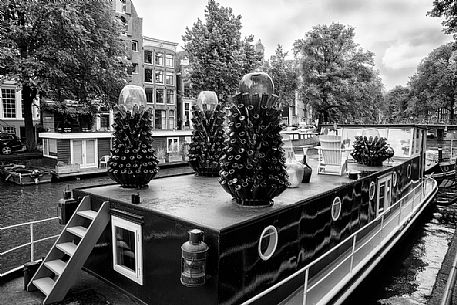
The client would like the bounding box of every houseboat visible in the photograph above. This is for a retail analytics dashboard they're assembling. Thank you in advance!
[27,124,437,305]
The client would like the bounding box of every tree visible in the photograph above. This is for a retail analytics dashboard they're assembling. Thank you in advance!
[293,23,383,124]
[0,0,127,150]
[408,43,457,123]
[428,0,457,37]
[267,45,297,107]
[182,0,263,100]
[382,86,411,123]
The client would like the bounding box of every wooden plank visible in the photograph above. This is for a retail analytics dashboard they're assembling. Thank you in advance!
[76,210,97,220]
[56,242,77,257]
[44,260,66,276]
[33,277,54,296]
[66,226,87,238]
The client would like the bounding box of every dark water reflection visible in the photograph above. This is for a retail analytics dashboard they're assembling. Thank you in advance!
[344,210,454,305]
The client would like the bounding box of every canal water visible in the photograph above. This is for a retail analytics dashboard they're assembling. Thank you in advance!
[0,139,455,303]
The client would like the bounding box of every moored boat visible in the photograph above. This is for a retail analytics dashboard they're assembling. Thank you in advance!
[25,124,437,305]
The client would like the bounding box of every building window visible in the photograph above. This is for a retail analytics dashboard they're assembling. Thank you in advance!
[166,89,174,105]
[2,88,16,118]
[167,137,179,153]
[184,83,191,98]
[165,54,174,67]
[155,89,164,104]
[111,216,143,285]
[155,110,165,129]
[165,72,173,85]
[168,110,175,129]
[144,50,152,64]
[2,126,15,134]
[144,68,152,83]
[155,71,163,84]
[184,102,190,127]
[145,88,153,104]
[155,52,163,66]
[100,114,110,130]
[132,40,138,52]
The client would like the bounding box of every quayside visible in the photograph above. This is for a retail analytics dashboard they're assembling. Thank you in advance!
[26,124,437,305]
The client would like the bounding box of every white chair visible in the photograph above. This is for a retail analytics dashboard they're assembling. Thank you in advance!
[99,155,110,168]
[317,135,348,176]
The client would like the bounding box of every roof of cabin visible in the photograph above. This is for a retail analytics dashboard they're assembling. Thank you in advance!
[78,157,409,232]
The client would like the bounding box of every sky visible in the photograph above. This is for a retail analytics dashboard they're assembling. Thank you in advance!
[132,0,453,91]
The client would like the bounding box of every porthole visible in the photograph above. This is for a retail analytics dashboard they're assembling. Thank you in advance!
[258,225,278,261]
[369,181,376,200]
[392,171,398,187]
[407,164,411,179]
[331,197,342,221]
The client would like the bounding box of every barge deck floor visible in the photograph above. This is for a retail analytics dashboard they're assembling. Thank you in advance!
[78,157,405,232]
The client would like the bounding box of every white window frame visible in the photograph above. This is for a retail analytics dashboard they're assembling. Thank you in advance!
[111,216,143,285]
[165,54,174,67]
[144,68,153,83]
[132,40,138,52]
[43,138,58,159]
[167,137,179,153]
[1,88,16,118]
[165,72,173,85]
[155,71,163,84]
[155,88,164,104]
[155,52,164,66]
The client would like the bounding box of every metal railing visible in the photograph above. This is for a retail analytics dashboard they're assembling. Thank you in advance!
[0,217,60,277]
[242,177,436,305]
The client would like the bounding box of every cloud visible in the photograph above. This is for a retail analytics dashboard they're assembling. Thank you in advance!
[383,42,426,69]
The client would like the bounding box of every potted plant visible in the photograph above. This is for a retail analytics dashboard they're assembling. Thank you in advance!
[218,72,289,207]
[351,135,394,167]
[188,91,225,176]
[107,85,159,188]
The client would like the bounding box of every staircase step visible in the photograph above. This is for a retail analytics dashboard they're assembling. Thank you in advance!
[44,259,66,276]
[33,277,54,296]
[67,226,88,238]
[56,242,77,256]
[76,210,97,220]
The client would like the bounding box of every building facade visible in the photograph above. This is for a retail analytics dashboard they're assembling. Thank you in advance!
[0,80,40,139]
[142,36,178,130]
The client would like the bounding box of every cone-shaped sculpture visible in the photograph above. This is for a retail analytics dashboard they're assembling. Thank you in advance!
[219,72,289,207]
[188,91,226,176]
[108,85,159,188]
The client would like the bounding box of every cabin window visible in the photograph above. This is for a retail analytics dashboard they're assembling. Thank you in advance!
[407,164,411,179]
[258,225,278,261]
[369,182,376,200]
[111,216,143,285]
[392,171,398,187]
[331,197,341,221]
[43,139,57,158]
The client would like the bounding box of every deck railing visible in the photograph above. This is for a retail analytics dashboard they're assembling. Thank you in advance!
[0,217,60,277]
[242,177,436,305]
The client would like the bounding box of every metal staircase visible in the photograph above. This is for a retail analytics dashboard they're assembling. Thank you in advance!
[27,196,110,304]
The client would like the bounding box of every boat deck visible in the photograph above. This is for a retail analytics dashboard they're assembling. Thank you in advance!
[77,157,406,232]
[0,270,144,305]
